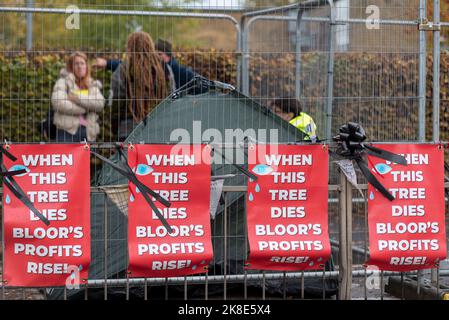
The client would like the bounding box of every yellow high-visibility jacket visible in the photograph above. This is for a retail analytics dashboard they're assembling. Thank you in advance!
[289,112,318,141]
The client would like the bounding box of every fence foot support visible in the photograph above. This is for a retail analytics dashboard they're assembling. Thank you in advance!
[385,276,448,300]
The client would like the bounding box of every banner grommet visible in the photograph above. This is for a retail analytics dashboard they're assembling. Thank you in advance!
[4,139,10,150]
[82,139,89,150]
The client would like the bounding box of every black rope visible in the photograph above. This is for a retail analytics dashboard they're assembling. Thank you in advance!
[1,146,17,161]
[332,122,407,201]
[211,147,258,182]
[1,146,50,225]
[115,147,171,207]
[0,169,26,177]
[1,164,50,226]
[363,144,407,165]
[91,149,173,233]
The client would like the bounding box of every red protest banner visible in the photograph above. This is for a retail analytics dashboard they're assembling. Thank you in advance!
[367,144,447,271]
[127,144,213,278]
[245,144,331,271]
[3,144,90,287]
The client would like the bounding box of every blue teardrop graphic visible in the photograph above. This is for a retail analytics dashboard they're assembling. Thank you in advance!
[249,178,254,183]
[374,163,392,175]
[369,191,374,201]
[252,164,274,176]
[5,194,11,204]
[9,165,30,177]
[309,261,314,267]
[255,184,261,193]
[248,192,254,202]
[192,265,197,270]
[130,194,135,202]
[134,164,154,176]
[136,187,140,194]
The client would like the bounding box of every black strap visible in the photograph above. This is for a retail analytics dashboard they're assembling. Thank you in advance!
[1,165,50,226]
[1,148,50,226]
[0,169,26,177]
[355,157,395,201]
[328,149,342,160]
[93,149,172,210]
[116,147,171,207]
[1,146,17,162]
[332,122,407,201]
[92,150,173,233]
[212,147,258,182]
[95,149,171,207]
[363,144,408,165]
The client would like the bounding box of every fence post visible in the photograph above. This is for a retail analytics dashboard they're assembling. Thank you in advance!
[241,21,250,96]
[418,0,427,142]
[432,0,440,142]
[26,0,33,52]
[325,0,336,142]
[431,0,441,287]
[338,170,353,300]
[295,10,304,100]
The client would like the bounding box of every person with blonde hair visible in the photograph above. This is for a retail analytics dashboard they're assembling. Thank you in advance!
[51,51,105,142]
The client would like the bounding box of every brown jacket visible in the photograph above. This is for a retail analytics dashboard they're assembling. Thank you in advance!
[51,69,105,142]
